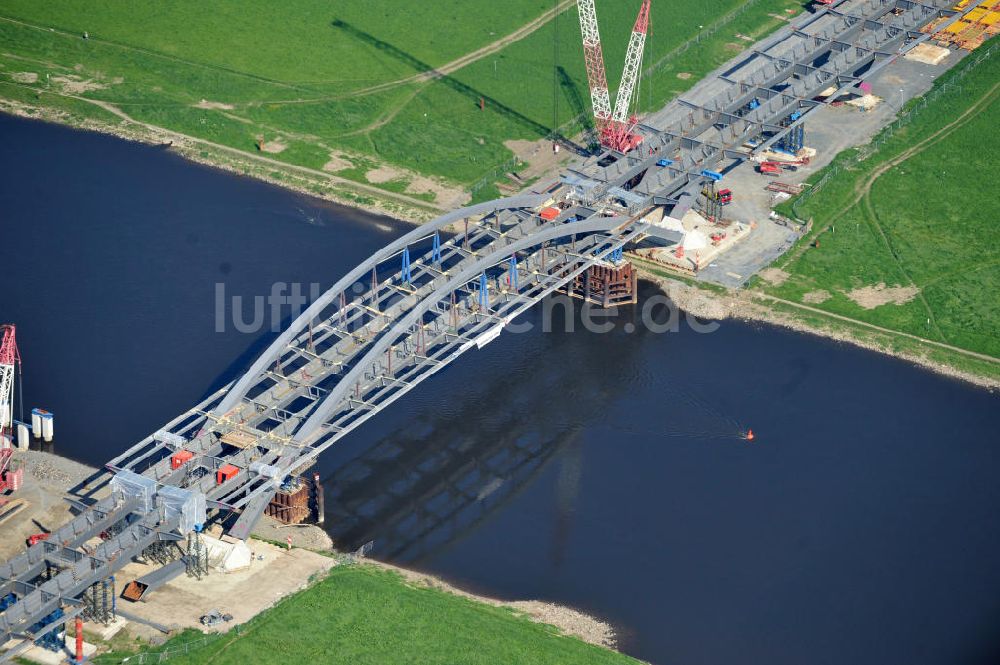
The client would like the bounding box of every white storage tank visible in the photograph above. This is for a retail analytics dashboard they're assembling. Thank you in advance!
[31,408,43,438]
[40,411,53,442]
[16,423,28,451]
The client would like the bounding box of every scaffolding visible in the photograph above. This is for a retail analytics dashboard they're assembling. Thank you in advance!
[565,261,638,307]
[265,478,310,525]
[140,540,181,567]
[185,530,209,580]
[82,577,116,626]
[776,112,805,154]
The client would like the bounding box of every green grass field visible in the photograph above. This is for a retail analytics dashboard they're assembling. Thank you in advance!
[93,565,639,665]
[0,0,802,205]
[761,42,1000,362]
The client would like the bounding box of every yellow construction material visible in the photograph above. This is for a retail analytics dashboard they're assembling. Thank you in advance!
[927,0,1000,50]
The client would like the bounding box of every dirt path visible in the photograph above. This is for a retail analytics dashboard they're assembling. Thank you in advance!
[27,90,446,213]
[334,0,573,138]
[771,79,1000,347]
[228,0,576,108]
[338,0,576,100]
[0,14,310,93]
[856,81,1000,342]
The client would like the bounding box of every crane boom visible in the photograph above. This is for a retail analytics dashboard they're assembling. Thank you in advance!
[0,325,20,430]
[576,0,612,130]
[611,0,650,126]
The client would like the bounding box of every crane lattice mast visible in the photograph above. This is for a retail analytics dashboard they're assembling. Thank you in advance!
[575,0,613,136]
[607,0,651,151]
[0,325,21,433]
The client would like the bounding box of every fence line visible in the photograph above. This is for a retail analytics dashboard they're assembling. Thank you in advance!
[468,154,524,195]
[791,42,997,218]
[643,0,766,79]
[120,625,244,664]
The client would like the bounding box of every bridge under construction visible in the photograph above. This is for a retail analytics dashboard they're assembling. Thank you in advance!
[0,0,978,658]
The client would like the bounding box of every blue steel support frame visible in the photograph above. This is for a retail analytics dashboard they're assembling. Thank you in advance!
[478,272,489,309]
[401,247,412,285]
[432,232,442,265]
[508,256,518,291]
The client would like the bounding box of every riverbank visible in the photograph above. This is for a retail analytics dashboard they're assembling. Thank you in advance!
[3,448,621,658]
[635,264,1000,391]
[3,103,992,388]
[0,98,440,224]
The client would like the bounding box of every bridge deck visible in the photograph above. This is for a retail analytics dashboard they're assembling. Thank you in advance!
[0,0,972,655]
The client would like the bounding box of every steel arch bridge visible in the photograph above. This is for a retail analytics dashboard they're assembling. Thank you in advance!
[0,0,975,654]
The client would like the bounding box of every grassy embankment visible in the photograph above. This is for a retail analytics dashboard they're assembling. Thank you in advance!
[0,0,800,214]
[91,564,640,665]
[749,41,1000,384]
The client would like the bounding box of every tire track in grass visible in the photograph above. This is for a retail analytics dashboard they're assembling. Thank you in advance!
[858,82,1000,343]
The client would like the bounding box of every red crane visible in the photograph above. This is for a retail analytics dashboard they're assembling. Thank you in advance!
[575,0,652,153]
[0,325,22,496]
[0,325,20,436]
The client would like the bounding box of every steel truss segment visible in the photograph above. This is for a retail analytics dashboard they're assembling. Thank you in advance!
[231,226,646,513]
[214,195,547,417]
[291,215,633,443]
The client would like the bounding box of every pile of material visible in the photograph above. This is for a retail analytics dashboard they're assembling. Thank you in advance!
[922,0,999,50]
[904,43,951,65]
[846,94,882,111]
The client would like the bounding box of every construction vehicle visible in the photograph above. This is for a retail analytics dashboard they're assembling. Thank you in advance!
[702,186,733,205]
[576,0,651,152]
[26,533,49,547]
[757,157,810,175]
[200,610,233,627]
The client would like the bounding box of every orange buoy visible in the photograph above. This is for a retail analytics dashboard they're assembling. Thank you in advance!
[746,429,755,441]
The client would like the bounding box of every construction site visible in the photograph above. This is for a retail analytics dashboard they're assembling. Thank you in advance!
[0,0,996,661]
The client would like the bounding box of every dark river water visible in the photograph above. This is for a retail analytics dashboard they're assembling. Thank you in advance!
[3,114,1000,665]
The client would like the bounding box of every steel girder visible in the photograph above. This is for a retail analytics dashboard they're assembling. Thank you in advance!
[214,194,547,417]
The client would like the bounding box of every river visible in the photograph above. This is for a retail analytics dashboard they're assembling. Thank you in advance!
[3,114,1000,665]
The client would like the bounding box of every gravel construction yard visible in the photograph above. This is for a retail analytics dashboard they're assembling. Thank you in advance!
[115,540,335,633]
[0,448,102,561]
[693,49,970,288]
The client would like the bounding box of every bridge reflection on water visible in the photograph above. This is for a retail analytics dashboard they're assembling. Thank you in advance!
[322,293,647,564]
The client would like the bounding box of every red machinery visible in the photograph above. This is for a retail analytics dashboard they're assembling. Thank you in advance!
[0,325,22,496]
[576,0,652,152]
[717,188,733,204]
[26,533,49,546]
[0,449,22,494]
[758,161,781,175]
[758,157,810,175]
